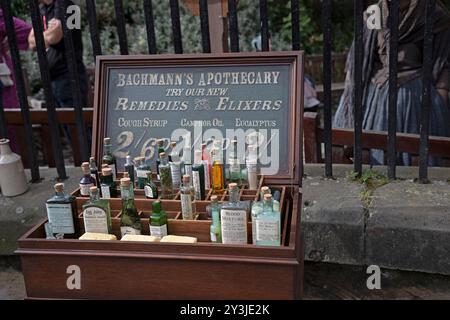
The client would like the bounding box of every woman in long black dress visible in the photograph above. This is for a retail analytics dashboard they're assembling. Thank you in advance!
[333,0,450,166]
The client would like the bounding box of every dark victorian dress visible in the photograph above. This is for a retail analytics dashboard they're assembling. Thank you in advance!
[333,0,450,166]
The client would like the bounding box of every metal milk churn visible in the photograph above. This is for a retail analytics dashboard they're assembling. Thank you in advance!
[0,139,29,197]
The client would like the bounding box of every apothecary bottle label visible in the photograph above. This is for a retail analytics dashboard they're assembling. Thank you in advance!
[80,183,94,196]
[256,220,279,242]
[181,194,194,220]
[101,186,111,198]
[150,224,168,238]
[46,203,75,234]
[220,209,247,244]
[83,207,108,234]
[192,171,201,199]
[120,226,141,237]
[136,169,150,178]
[144,186,154,198]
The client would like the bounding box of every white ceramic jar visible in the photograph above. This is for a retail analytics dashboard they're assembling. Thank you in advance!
[0,139,29,197]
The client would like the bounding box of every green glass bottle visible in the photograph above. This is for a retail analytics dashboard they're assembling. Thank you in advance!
[119,177,141,237]
[155,139,165,180]
[46,183,77,237]
[192,150,206,200]
[149,200,168,239]
[100,167,117,198]
[136,156,151,189]
[159,152,173,199]
[82,186,112,234]
[144,171,159,199]
[209,195,222,243]
[102,137,117,181]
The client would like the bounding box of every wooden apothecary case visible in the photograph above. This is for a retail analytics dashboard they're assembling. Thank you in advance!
[17,52,305,300]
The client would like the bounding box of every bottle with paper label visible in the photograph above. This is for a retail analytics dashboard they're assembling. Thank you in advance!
[180,175,195,220]
[220,183,248,244]
[209,195,222,243]
[149,200,168,239]
[255,194,280,246]
[46,183,77,237]
[82,186,112,234]
[144,171,158,199]
[192,150,206,200]
[251,186,270,244]
[136,156,151,189]
[159,152,174,199]
[79,162,96,197]
[100,167,117,199]
[211,148,224,193]
[119,177,141,237]
[89,157,99,186]
[169,141,181,188]
[102,137,117,181]
[124,155,135,185]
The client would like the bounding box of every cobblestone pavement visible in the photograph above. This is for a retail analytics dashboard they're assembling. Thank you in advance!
[1,260,450,300]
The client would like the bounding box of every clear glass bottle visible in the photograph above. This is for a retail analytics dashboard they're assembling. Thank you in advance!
[100,167,117,199]
[79,162,96,197]
[89,157,99,187]
[155,139,165,180]
[133,156,142,188]
[201,142,211,189]
[169,141,181,188]
[228,139,242,186]
[255,194,280,246]
[102,137,117,181]
[192,150,206,200]
[180,175,195,220]
[251,186,271,244]
[220,183,248,244]
[124,155,135,185]
[120,177,141,237]
[246,145,258,190]
[182,146,193,181]
[136,156,151,189]
[82,186,112,234]
[159,152,173,199]
[211,148,224,193]
[149,200,168,239]
[46,183,77,237]
[144,171,159,199]
[209,195,222,243]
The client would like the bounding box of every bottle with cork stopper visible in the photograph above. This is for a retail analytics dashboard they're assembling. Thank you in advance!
[79,162,96,196]
[82,186,112,234]
[102,137,117,181]
[180,174,195,220]
[119,177,141,237]
[100,167,117,198]
[159,152,173,199]
[46,183,77,237]
[254,193,280,246]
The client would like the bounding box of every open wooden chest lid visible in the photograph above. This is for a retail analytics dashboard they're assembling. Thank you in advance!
[92,52,304,186]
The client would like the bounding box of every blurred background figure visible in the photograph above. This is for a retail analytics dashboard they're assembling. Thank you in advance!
[0,9,32,153]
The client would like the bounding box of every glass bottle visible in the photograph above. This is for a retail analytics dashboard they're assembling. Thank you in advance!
[211,148,224,193]
[102,137,117,181]
[251,186,271,244]
[159,152,173,199]
[124,155,135,185]
[182,146,193,181]
[136,156,151,189]
[82,186,112,234]
[155,139,165,180]
[100,167,117,198]
[79,162,96,197]
[192,150,206,200]
[220,183,248,244]
[144,171,159,199]
[46,183,77,237]
[89,157,99,186]
[201,142,211,189]
[169,141,181,188]
[255,194,280,246]
[209,195,222,243]
[149,200,168,239]
[228,139,242,186]
[119,177,141,237]
[133,156,141,188]
[246,145,258,190]
[180,174,195,220]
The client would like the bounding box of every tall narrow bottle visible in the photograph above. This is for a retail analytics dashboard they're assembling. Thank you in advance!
[46,183,77,237]
[220,183,248,244]
[228,139,242,186]
[144,171,159,199]
[149,200,168,239]
[100,167,117,198]
[79,162,96,197]
[211,148,224,193]
[246,145,258,189]
[180,175,195,220]
[119,177,141,237]
[133,157,142,188]
[169,141,181,188]
[201,142,211,189]
[255,194,280,246]
[82,186,112,234]
[136,157,151,189]
[124,155,135,185]
[159,152,173,199]
[102,137,117,181]
[209,195,222,243]
[89,157,99,186]
[155,139,165,180]
[192,150,206,200]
